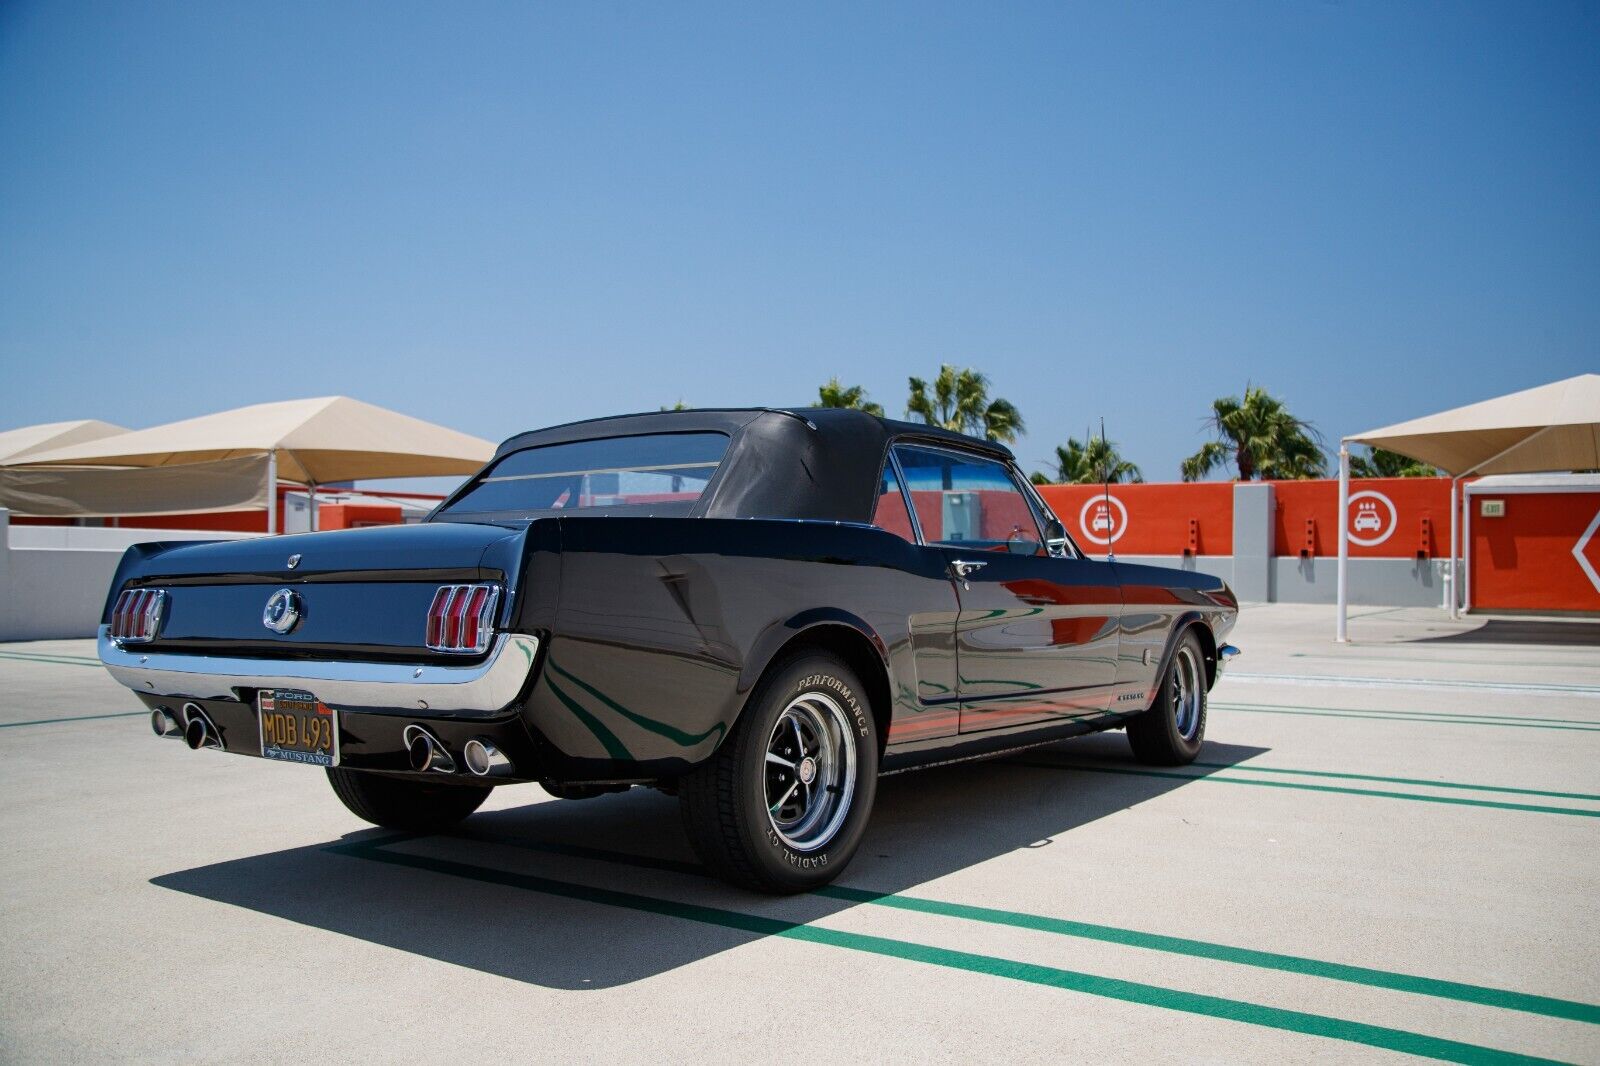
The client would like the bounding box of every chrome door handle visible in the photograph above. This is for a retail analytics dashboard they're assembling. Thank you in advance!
[950,559,987,588]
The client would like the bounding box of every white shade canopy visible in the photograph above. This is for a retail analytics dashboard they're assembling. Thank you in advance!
[16,396,495,484]
[0,419,128,465]
[1337,372,1600,638]
[1345,373,1600,477]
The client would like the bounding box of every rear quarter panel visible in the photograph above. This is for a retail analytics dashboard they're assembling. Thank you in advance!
[521,517,960,776]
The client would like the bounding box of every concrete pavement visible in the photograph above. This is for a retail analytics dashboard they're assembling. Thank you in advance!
[1,605,1596,1063]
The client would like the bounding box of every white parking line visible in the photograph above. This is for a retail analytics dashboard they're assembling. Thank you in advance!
[1222,672,1600,698]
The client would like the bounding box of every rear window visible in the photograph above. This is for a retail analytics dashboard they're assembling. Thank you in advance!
[439,432,729,520]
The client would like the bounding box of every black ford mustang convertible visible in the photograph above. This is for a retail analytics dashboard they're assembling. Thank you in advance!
[100,408,1238,891]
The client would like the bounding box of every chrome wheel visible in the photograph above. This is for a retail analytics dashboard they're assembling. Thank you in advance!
[1171,645,1202,741]
[764,692,857,852]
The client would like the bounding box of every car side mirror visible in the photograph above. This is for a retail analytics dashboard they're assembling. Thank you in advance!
[1044,518,1068,556]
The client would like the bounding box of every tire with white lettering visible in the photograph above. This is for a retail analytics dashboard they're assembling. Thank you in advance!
[679,652,878,893]
[326,768,492,833]
[1126,629,1207,765]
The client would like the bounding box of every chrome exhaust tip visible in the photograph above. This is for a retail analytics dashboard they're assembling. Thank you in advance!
[463,737,512,778]
[150,706,183,738]
[182,703,221,750]
[403,724,455,773]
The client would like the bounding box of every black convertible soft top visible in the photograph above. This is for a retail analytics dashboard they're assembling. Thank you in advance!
[489,407,1014,524]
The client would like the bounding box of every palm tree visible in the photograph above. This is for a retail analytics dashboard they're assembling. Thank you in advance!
[1037,435,1143,485]
[1349,446,1436,478]
[905,364,1024,443]
[816,378,884,417]
[1182,386,1326,481]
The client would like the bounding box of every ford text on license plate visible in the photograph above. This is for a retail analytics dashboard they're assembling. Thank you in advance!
[258,689,339,766]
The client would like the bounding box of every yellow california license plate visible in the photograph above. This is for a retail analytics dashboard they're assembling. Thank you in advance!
[258,689,339,766]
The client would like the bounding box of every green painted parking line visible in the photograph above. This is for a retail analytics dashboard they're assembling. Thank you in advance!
[1190,761,1600,803]
[1214,701,1598,727]
[1213,705,1600,733]
[334,840,1567,1064]
[0,710,148,729]
[1017,761,1600,818]
[0,650,102,668]
[460,832,1600,1026]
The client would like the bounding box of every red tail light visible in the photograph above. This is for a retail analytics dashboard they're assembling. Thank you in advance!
[110,588,168,643]
[425,584,499,653]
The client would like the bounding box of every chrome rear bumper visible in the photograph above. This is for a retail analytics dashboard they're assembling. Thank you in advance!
[97,626,540,716]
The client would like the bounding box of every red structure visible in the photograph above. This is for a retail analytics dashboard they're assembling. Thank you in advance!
[1038,483,1234,556]
[1468,479,1600,613]
[12,485,442,532]
[1273,478,1450,558]
[1040,478,1456,560]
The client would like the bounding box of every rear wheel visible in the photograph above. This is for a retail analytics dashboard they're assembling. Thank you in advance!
[679,652,878,893]
[1126,629,1207,766]
[326,768,492,833]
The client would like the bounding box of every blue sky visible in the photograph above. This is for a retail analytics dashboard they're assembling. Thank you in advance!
[1,1,1595,485]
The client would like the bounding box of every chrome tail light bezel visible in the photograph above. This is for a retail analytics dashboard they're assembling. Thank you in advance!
[111,588,168,644]
[425,584,501,654]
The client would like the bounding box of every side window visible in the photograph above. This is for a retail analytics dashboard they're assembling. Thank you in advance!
[871,460,917,542]
[893,445,1045,555]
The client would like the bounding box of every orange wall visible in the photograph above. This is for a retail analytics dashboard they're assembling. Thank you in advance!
[1471,492,1600,612]
[1039,483,1234,556]
[16,510,269,532]
[1037,478,1456,559]
[1273,477,1452,558]
[12,488,445,533]
[317,503,404,530]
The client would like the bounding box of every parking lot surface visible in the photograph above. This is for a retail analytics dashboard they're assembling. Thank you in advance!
[2,604,1597,1063]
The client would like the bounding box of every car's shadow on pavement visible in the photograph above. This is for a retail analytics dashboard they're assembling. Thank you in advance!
[1411,618,1600,647]
[151,732,1268,989]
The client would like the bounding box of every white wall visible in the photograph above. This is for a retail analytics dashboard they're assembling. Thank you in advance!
[0,510,260,642]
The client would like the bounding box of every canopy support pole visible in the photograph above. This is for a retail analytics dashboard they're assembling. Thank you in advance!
[1449,477,1460,619]
[1336,444,1350,643]
[266,452,277,535]
[308,480,318,532]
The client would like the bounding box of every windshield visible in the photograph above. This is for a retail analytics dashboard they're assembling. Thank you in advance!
[437,432,730,522]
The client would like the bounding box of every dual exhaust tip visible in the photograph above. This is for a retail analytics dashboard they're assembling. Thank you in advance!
[151,704,222,751]
[404,725,511,779]
[152,706,508,778]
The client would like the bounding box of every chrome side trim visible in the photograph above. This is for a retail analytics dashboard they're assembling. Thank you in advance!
[98,626,541,717]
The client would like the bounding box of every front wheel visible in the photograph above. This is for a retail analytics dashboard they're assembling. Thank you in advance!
[679,652,878,893]
[1126,629,1208,766]
[326,768,492,833]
